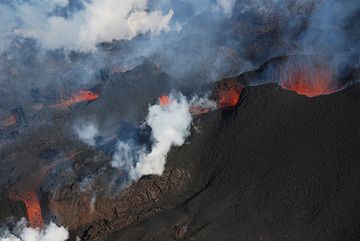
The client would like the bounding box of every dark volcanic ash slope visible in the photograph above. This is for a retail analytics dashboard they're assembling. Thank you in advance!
[106,84,360,241]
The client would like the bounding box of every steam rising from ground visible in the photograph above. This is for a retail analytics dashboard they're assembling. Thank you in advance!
[135,93,192,177]
[0,219,68,241]
[112,93,192,180]
[74,122,99,147]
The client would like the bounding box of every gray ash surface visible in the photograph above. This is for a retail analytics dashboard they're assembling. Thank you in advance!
[104,84,360,241]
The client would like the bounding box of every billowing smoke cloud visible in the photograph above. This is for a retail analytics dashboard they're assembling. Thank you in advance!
[297,0,360,73]
[134,93,192,177]
[112,93,192,180]
[190,95,217,112]
[0,4,17,53]
[74,122,99,147]
[0,218,69,241]
[112,141,137,175]
[215,0,236,15]
[3,0,174,51]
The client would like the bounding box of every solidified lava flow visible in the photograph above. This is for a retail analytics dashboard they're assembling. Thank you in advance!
[9,191,44,228]
[50,89,99,109]
[280,64,337,97]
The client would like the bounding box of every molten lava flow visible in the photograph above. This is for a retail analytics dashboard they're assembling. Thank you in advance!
[159,95,170,106]
[1,108,26,127]
[50,90,99,109]
[218,89,242,107]
[1,114,17,127]
[9,191,44,228]
[216,78,243,108]
[8,151,82,228]
[280,64,336,97]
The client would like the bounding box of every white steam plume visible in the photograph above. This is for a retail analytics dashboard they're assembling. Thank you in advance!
[112,93,192,180]
[112,141,137,174]
[134,93,192,177]
[13,0,174,51]
[0,218,69,241]
[74,122,99,147]
[215,0,236,15]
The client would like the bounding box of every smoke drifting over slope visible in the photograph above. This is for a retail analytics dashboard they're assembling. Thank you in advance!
[0,0,358,98]
[134,93,192,177]
[112,93,192,180]
[297,0,359,75]
[0,0,358,180]
[0,1,359,240]
[74,122,99,147]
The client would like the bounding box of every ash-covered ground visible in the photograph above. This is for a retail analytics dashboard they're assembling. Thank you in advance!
[105,84,360,241]
[0,0,359,241]
[1,56,360,241]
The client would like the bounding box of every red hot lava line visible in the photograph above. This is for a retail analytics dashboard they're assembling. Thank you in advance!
[9,191,44,228]
[0,114,17,127]
[8,151,82,228]
[158,79,243,116]
[216,78,244,108]
[50,89,99,109]
[280,64,337,97]
[159,95,171,106]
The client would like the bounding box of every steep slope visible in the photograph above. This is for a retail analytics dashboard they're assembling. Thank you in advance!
[106,84,360,241]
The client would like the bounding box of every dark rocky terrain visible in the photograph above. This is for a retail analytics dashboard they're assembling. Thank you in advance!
[0,1,359,240]
[103,83,360,241]
[1,54,360,240]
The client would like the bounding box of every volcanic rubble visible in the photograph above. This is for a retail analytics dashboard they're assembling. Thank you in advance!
[0,56,360,241]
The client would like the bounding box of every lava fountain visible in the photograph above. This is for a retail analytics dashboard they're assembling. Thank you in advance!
[159,95,171,106]
[280,60,338,97]
[215,78,244,108]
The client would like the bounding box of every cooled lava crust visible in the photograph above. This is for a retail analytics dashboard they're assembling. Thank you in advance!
[102,83,360,241]
[0,57,360,241]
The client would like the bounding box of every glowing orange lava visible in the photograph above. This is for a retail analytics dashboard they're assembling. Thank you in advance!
[9,151,82,228]
[216,78,243,108]
[9,191,44,228]
[218,89,242,107]
[159,95,170,106]
[50,90,99,109]
[280,65,336,97]
[0,114,17,127]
